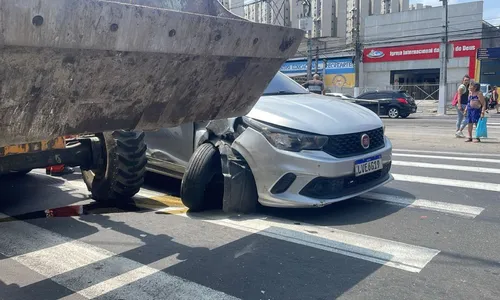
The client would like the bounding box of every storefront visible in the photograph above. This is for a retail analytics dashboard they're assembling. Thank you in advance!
[280,57,355,90]
[362,39,481,90]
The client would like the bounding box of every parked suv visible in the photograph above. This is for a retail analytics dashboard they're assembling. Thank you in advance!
[357,90,418,119]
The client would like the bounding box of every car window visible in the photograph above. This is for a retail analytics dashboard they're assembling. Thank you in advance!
[263,72,309,96]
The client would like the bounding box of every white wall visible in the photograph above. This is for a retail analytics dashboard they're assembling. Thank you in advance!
[336,0,347,38]
[229,0,244,17]
[364,1,483,46]
[371,0,382,15]
[401,0,409,11]
[322,1,334,37]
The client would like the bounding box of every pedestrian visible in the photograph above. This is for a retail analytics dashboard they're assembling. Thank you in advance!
[302,74,325,95]
[491,85,499,113]
[454,75,470,138]
[465,82,487,143]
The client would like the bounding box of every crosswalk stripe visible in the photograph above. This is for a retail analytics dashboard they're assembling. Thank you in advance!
[392,161,500,174]
[393,174,500,192]
[394,149,500,158]
[393,153,500,164]
[0,220,240,300]
[158,210,440,273]
[359,192,484,218]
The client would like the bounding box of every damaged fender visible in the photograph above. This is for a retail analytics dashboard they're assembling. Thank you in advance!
[206,119,257,213]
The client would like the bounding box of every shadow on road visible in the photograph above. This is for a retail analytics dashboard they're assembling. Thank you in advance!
[0,172,389,300]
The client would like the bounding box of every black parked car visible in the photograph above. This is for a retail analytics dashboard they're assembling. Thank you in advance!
[356,90,418,119]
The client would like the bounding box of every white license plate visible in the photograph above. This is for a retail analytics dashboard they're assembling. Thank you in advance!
[355,155,383,177]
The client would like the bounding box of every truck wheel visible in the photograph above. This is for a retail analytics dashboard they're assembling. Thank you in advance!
[180,143,222,212]
[81,130,147,204]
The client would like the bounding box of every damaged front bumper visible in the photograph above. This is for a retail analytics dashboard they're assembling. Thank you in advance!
[229,127,394,208]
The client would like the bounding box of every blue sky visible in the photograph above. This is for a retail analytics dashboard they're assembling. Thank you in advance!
[410,0,500,25]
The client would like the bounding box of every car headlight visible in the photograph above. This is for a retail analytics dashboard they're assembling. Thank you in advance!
[243,117,328,152]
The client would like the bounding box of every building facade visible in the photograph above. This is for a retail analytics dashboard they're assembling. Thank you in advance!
[220,0,244,17]
[360,0,490,99]
[222,0,410,39]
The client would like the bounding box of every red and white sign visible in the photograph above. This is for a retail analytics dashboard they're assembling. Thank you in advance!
[363,39,481,77]
[452,39,481,77]
[363,43,440,62]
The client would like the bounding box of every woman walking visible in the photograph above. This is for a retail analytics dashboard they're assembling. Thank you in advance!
[465,82,487,143]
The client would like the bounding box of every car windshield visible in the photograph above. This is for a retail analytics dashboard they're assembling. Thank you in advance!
[263,72,310,96]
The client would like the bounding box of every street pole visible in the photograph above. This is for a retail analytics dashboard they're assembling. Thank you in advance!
[353,0,361,97]
[315,46,319,75]
[301,0,312,80]
[307,36,313,80]
[438,0,448,115]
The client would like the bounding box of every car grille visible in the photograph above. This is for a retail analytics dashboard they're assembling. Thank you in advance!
[322,127,385,158]
[299,162,392,199]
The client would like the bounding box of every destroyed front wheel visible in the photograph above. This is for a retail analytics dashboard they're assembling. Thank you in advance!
[81,130,147,204]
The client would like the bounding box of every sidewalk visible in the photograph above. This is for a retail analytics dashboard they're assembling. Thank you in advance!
[415,100,500,116]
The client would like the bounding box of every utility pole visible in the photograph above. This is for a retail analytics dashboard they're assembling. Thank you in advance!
[438,0,448,115]
[300,0,313,80]
[353,0,361,97]
[307,34,313,80]
[315,46,319,75]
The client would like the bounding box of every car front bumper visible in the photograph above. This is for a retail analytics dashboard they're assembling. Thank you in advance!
[231,127,393,208]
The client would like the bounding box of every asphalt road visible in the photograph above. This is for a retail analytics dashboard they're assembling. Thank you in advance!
[1,114,500,300]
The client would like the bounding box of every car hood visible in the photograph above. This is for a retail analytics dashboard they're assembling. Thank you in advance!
[246,93,383,135]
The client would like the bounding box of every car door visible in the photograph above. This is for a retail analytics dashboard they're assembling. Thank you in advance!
[356,93,380,114]
[376,92,394,115]
[144,122,196,179]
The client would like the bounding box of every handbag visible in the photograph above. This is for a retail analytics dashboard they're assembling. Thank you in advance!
[475,117,488,138]
[451,92,459,106]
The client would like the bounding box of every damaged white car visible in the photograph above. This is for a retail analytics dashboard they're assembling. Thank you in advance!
[144,72,393,213]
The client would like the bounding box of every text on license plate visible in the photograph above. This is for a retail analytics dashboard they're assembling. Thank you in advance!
[354,155,382,177]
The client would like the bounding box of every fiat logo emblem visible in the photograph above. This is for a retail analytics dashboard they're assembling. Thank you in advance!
[361,134,370,149]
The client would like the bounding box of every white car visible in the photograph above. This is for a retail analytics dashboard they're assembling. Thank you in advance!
[145,72,393,212]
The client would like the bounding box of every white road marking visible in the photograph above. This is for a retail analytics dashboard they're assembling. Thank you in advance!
[359,192,484,219]
[77,265,158,299]
[162,211,440,273]
[392,161,500,174]
[393,149,500,158]
[393,174,500,192]
[393,153,500,164]
[0,220,240,300]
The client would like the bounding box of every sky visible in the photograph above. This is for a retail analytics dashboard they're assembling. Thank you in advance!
[410,0,500,25]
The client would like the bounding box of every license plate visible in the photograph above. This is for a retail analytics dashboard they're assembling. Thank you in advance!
[355,155,382,177]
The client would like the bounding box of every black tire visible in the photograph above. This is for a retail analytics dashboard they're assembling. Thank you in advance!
[81,130,147,204]
[388,107,400,119]
[180,143,223,212]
